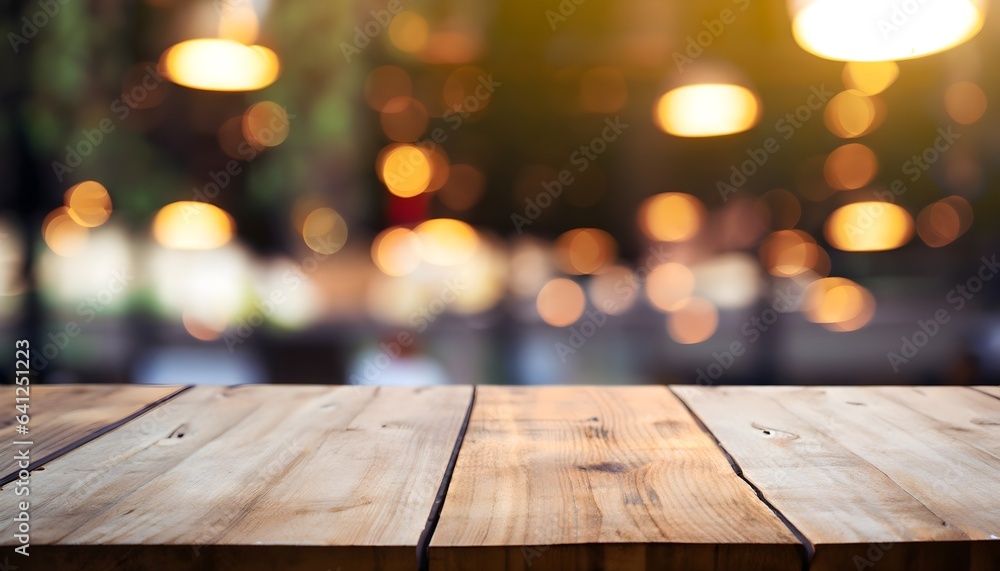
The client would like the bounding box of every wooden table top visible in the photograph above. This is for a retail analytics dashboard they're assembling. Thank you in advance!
[2,384,998,571]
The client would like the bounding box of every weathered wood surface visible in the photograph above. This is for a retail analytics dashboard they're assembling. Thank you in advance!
[673,385,1000,571]
[4,384,997,571]
[974,385,1000,399]
[0,385,473,571]
[0,384,186,483]
[429,386,803,571]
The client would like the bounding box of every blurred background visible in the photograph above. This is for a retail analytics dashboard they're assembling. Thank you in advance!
[1,0,998,387]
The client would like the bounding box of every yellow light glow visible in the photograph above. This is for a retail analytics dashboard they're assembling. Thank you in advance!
[944,81,988,125]
[825,90,878,138]
[790,0,986,61]
[917,196,973,247]
[380,144,433,198]
[667,297,718,344]
[760,230,829,278]
[414,218,478,266]
[42,207,89,257]
[638,192,706,242]
[372,226,423,276]
[218,4,259,44]
[554,228,616,275]
[302,207,348,255]
[842,61,899,95]
[65,181,112,228]
[645,263,695,312]
[824,143,878,190]
[654,83,760,137]
[825,202,913,252]
[420,29,483,65]
[536,278,585,327]
[388,11,430,54]
[243,101,290,147]
[160,39,279,91]
[802,277,876,332]
[152,201,234,250]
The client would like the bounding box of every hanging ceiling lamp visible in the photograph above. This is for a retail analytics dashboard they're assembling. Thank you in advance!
[788,0,988,62]
[158,0,279,92]
[653,61,762,138]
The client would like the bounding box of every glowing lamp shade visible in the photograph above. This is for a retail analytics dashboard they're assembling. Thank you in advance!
[64,181,112,227]
[153,202,234,250]
[414,218,479,266]
[638,192,706,242]
[160,39,279,91]
[824,202,913,252]
[379,144,433,198]
[654,83,760,137]
[802,277,876,332]
[789,0,987,62]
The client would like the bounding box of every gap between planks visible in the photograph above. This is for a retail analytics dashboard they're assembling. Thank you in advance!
[0,385,193,487]
[666,385,813,571]
[417,385,478,571]
[969,385,1000,401]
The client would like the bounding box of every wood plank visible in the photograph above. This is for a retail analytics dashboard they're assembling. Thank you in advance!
[0,385,472,571]
[429,386,803,571]
[973,385,1000,400]
[873,387,1000,458]
[673,385,1000,571]
[0,384,187,482]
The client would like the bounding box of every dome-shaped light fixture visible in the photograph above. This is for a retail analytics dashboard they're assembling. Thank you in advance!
[824,201,913,252]
[653,61,761,138]
[788,0,987,62]
[160,39,280,91]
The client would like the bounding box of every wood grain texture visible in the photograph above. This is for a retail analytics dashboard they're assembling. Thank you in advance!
[0,384,186,481]
[673,385,1000,571]
[429,386,803,571]
[973,385,1000,400]
[0,385,472,571]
